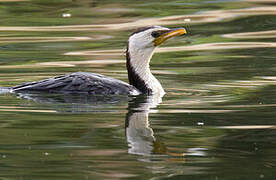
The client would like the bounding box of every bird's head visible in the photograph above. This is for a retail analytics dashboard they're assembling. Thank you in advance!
[128,26,187,50]
[126,26,186,95]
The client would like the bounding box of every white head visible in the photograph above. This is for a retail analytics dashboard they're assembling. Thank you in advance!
[128,26,186,51]
[128,26,168,50]
[126,26,187,96]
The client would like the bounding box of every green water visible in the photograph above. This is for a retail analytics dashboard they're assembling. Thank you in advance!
[0,0,276,179]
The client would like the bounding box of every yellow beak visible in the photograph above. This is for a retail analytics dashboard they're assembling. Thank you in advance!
[153,28,187,46]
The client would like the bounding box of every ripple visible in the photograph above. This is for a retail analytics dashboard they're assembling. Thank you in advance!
[158,109,240,113]
[0,108,56,113]
[217,125,276,129]
[222,30,276,39]
[1,6,276,32]
[0,0,29,1]
[244,0,276,3]
[65,42,276,56]
[0,59,124,68]
[0,36,111,43]
[206,77,276,90]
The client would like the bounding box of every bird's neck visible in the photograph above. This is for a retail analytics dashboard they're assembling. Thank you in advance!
[126,44,165,96]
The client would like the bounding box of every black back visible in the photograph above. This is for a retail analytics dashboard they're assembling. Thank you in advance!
[12,72,139,95]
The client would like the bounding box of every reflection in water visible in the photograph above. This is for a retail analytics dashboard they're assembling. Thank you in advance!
[0,87,10,94]
[1,0,276,178]
[245,0,276,2]
[12,92,129,113]
[0,0,29,1]
[223,30,276,39]
[0,36,111,43]
[65,42,276,57]
[0,6,276,32]
[125,95,163,156]
[5,90,207,157]
[0,59,124,69]
[125,94,207,157]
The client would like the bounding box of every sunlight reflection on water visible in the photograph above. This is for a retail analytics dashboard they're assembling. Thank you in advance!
[0,6,276,32]
[64,42,276,57]
[0,0,276,179]
[0,36,111,43]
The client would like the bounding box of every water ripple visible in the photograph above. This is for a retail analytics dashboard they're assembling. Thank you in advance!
[0,6,276,32]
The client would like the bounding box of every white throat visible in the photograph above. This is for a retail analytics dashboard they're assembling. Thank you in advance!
[128,41,165,96]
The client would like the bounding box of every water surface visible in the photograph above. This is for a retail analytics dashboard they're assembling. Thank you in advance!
[0,0,276,179]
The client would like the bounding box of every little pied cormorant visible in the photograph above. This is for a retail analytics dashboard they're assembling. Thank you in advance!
[11,26,187,96]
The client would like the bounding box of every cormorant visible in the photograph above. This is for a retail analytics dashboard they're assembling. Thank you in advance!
[10,26,187,96]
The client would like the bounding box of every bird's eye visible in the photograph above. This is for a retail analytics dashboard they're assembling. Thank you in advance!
[151,31,161,38]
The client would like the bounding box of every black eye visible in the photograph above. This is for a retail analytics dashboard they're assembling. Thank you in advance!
[151,31,161,38]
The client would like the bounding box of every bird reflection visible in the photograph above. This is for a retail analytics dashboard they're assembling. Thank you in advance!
[125,94,167,156]
[5,91,187,156]
[13,91,130,113]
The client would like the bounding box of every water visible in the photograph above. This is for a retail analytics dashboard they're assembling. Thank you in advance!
[0,0,276,179]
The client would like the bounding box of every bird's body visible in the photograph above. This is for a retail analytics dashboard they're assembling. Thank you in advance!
[8,26,187,96]
[12,72,140,95]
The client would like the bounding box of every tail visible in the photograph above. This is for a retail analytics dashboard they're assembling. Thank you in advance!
[0,87,13,94]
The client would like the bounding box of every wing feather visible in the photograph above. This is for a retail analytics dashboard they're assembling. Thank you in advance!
[12,72,140,95]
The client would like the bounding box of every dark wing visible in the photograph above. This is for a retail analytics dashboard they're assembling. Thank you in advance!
[12,72,140,95]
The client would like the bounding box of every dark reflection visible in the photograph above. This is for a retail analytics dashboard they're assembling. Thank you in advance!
[8,90,163,155]
[12,91,130,112]
[2,91,275,178]
[16,91,129,105]
[7,90,208,157]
